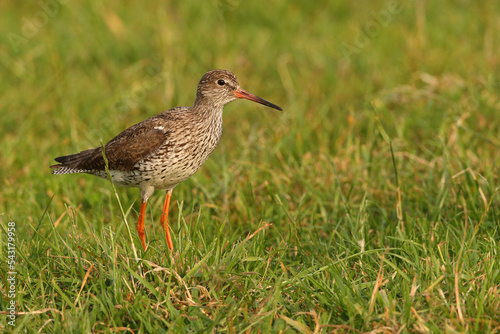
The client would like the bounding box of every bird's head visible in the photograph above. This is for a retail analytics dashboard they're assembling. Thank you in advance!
[195,69,282,111]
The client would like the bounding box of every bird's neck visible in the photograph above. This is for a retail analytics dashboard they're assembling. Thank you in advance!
[190,100,224,144]
[191,99,225,118]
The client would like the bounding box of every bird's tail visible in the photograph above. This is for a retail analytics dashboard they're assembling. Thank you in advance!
[50,148,97,175]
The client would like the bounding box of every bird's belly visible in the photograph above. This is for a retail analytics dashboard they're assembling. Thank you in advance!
[133,139,218,189]
[91,161,203,190]
[135,159,203,189]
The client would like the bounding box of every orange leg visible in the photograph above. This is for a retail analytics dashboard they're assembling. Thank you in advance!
[137,201,147,250]
[161,190,174,250]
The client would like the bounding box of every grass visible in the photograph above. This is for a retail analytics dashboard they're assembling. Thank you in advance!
[1,0,499,332]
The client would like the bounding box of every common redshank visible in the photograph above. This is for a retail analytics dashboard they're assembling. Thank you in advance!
[51,70,282,251]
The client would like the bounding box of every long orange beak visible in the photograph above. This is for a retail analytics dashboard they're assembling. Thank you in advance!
[234,89,282,111]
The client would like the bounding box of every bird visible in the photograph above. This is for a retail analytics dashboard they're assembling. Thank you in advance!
[50,69,282,251]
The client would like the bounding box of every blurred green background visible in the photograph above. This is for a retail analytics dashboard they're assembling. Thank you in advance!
[1,0,499,332]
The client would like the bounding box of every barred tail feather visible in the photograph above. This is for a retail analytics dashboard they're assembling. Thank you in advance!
[50,165,88,175]
[50,148,99,175]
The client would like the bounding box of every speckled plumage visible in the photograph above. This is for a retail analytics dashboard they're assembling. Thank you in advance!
[51,69,282,251]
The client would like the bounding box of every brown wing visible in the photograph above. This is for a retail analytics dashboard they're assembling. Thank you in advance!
[51,115,171,173]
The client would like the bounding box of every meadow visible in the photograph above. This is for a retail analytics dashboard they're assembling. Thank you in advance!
[1,0,499,332]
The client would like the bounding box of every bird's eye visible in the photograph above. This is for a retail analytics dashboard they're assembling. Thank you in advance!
[217,79,225,86]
